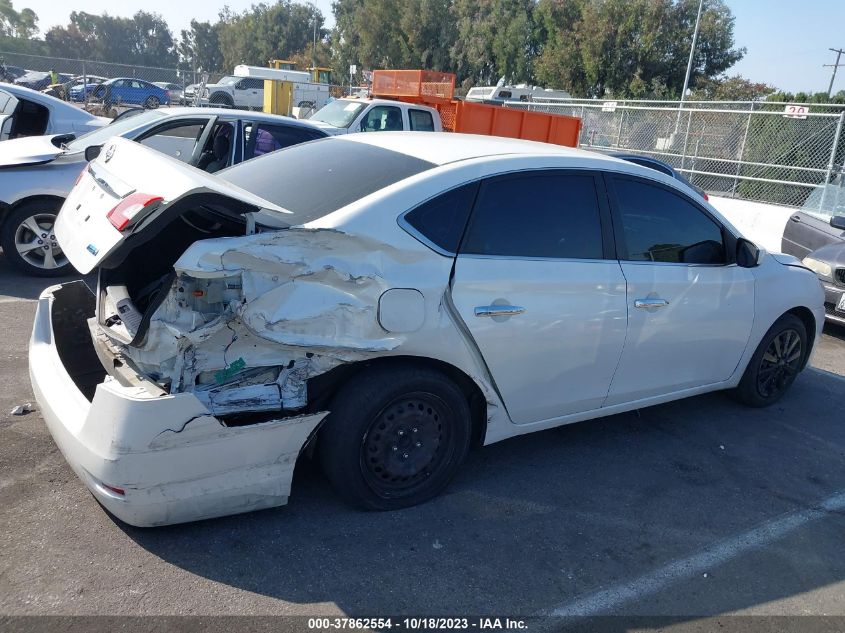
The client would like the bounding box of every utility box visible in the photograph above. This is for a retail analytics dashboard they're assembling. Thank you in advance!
[263,80,293,115]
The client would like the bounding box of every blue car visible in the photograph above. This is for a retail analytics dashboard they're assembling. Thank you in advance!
[76,78,170,109]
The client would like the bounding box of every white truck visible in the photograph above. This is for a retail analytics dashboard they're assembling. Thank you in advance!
[465,83,572,104]
[308,97,443,135]
[199,66,331,117]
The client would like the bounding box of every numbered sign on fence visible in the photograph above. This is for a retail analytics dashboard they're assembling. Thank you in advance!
[783,104,809,119]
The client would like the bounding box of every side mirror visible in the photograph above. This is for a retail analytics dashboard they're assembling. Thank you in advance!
[830,215,845,231]
[84,145,102,162]
[736,237,762,268]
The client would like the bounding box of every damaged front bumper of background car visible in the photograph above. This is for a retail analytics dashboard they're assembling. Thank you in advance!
[30,280,330,527]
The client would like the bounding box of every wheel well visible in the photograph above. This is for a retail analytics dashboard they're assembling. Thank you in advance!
[785,306,816,369]
[307,355,489,448]
[0,195,65,231]
[210,91,233,104]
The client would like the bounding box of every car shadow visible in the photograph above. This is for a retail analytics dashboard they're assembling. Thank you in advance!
[120,368,845,617]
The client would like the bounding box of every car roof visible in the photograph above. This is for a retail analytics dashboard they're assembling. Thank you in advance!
[336,131,633,168]
[155,106,327,131]
[0,81,100,117]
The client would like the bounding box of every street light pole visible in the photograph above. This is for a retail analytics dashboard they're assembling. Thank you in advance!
[680,0,704,109]
[825,47,845,99]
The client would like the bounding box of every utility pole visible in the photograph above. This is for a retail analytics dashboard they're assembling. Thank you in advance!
[825,47,845,98]
[679,0,704,109]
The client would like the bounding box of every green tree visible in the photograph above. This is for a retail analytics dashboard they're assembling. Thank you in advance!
[533,0,744,98]
[45,11,177,67]
[0,0,37,38]
[691,74,776,101]
[217,1,325,70]
[179,20,224,72]
[450,0,535,88]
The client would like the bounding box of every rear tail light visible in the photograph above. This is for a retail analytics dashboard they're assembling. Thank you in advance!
[107,192,163,231]
[702,192,709,201]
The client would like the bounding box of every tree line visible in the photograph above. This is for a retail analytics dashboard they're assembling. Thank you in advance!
[1,0,842,101]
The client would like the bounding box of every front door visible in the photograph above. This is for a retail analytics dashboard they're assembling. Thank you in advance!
[604,175,755,406]
[450,170,627,425]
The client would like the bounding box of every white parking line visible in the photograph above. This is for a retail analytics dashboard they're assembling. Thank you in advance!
[540,490,845,616]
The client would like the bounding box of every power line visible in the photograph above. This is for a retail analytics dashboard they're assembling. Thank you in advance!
[824,47,845,98]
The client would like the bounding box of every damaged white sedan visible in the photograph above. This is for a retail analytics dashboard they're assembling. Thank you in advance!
[31,132,824,527]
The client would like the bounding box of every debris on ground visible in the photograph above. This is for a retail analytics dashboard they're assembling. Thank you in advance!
[10,402,34,416]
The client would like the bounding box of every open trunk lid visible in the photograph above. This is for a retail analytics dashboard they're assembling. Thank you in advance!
[55,136,289,274]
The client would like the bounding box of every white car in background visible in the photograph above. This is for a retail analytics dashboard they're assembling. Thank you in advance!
[0,107,326,276]
[0,82,108,141]
[32,133,823,527]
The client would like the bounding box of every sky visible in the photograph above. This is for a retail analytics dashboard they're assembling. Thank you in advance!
[15,0,845,94]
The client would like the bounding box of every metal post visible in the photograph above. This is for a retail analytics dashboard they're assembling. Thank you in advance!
[690,138,701,187]
[820,111,845,212]
[580,105,586,146]
[615,110,626,148]
[826,48,844,99]
[675,0,703,133]
[732,102,754,197]
[681,109,693,171]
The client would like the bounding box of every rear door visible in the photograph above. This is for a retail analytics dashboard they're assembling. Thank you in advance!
[136,116,214,163]
[450,170,627,424]
[604,174,755,405]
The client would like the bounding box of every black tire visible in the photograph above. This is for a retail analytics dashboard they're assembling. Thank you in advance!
[319,365,472,511]
[144,95,160,109]
[1,200,73,277]
[209,92,233,107]
[731,314,808,407]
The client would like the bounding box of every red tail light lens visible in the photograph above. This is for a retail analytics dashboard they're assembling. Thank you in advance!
[703,192,709,201]
[102,484,125,496]
[107,192,163,231]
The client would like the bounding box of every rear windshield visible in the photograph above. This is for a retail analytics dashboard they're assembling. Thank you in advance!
[219,139,435,226]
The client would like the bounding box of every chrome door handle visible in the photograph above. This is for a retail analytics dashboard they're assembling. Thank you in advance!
[474,305,526,317]
[634,298,669,309]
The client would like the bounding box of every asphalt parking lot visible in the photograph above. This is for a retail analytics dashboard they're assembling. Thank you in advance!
[1,256,844,623]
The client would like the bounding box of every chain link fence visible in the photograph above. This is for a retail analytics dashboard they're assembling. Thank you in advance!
[1,50,358,115]
[508,99,845,209]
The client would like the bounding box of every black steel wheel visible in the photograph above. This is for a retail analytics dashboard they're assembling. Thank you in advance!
[732,314,808,407]
[360,392,452,497]
[320,365,472,510]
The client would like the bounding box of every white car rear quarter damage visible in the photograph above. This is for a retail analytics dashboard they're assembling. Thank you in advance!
[31,285,327,527]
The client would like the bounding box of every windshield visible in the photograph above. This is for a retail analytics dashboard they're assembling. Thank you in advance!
[802,175,845,219]
[0,90,15,115]
[219,138,434,226]
[310,99,366,128]
[215,76,240,86]
[66,110,165,151]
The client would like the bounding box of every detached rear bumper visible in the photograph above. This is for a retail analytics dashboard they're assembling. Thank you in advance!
[29,281,326,527]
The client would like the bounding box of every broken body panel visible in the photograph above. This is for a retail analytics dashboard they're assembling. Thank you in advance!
[35,136,508,525]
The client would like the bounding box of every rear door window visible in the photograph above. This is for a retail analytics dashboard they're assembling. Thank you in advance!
[460,171,606,259]
[402,183,479,254]
[409,109,435,132]
[244,123,324,158]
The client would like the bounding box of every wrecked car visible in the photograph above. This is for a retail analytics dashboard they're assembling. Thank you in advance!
[31,132,824,527]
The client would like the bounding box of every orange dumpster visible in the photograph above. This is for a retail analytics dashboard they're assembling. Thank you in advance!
[371,69,582,148]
